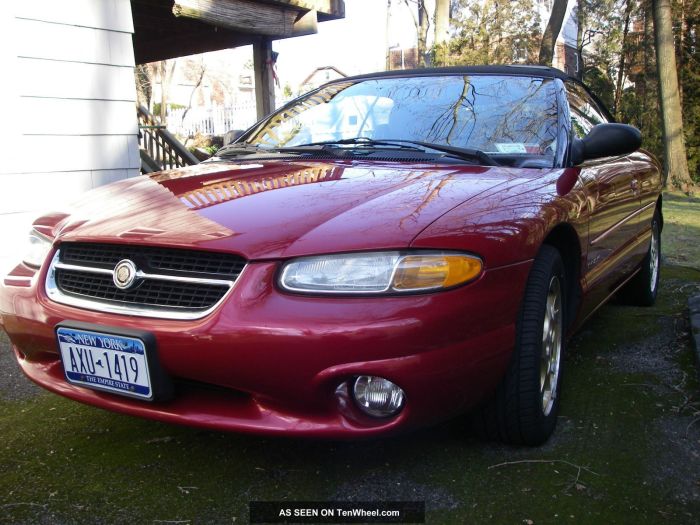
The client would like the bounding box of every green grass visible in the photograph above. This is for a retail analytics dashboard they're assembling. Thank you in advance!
[1,195,700,524]
[662,191,700,269]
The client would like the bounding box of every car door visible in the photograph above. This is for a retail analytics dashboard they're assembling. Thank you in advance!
[567,83,643,312]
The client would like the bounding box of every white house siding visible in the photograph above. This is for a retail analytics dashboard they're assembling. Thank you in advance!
[0,0,139,275]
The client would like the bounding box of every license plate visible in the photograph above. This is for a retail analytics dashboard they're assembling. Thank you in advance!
[57,327,153,400]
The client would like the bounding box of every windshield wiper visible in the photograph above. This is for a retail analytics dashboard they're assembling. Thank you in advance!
[296,137,427,151]
[217,138,497,166]
[216,143,335,158]
[295,137,497,166]
[378,139,497,166]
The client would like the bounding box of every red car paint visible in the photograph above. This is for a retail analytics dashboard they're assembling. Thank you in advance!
[0,71,662,438]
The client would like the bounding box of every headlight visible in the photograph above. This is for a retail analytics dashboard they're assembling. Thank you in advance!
[23,230,52,268]
[279,251,482,294]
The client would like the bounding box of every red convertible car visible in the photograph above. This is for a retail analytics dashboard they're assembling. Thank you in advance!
[0,66,662,445]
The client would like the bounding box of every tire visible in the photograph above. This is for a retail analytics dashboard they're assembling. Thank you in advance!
[621,210,661,307]
[473,245,566,446]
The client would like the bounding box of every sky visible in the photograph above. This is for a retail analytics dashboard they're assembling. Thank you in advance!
[273,0,420,89]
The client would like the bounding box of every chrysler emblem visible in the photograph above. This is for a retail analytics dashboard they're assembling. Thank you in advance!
[113,259,138,290]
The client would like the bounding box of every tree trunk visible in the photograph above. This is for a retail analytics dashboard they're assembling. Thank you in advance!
[678,0,684,104]
[385,0,392,70]
[642,0,653,131]
[576,0,585,79]
[417,0,429,67]
[159,61,167,123]
[433,0,449,65]
[653,0,693,192]
[159,60,176,125]
[403,0,429,67]
[434,0,449,45]
[539,0,569,65]
[614,0,633,119]
[180,62,206,125]
[134,64,152,110]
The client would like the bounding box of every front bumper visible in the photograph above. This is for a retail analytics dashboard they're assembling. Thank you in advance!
[1,257,531,438]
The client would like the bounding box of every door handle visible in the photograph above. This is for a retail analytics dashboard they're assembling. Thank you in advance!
[630,178,639,192]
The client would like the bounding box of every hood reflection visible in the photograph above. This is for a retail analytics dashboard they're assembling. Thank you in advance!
[179,165,345,210]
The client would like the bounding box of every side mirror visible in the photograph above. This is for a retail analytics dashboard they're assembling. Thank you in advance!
[223,129,245,146]
[571,123,641,165]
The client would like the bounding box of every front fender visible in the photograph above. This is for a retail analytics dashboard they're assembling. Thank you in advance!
[410,168,589,269]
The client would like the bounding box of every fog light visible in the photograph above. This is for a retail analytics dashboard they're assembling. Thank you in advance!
[352,376,405,418]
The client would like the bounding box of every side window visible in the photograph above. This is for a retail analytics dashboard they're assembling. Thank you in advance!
[566,82,609,139]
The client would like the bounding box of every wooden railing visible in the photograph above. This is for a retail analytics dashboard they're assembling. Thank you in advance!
[137,105,199,172]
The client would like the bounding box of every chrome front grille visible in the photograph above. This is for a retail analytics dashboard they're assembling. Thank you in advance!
[60,242,244,276]
[45,243,246,320]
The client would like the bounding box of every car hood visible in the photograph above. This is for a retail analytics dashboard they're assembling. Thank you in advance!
[53,160,544,260]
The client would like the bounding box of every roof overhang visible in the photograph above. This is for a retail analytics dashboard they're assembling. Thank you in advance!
[131,0,345,64]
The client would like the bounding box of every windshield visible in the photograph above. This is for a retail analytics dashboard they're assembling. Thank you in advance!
[245,75,559,160]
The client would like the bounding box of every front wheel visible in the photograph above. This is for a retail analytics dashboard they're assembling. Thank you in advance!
[473,245,566,446]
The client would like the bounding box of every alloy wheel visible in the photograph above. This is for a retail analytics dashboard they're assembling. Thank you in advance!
[649,224,659,294]
[540,275,563,416]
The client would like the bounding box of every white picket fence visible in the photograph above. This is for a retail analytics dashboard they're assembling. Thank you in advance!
[167,98,293,138]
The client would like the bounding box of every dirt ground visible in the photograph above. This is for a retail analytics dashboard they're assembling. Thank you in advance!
[1,194,699,524]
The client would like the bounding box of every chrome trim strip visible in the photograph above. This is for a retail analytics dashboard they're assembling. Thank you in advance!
[54,261,113,275]
[133,270,233,287]
[45,250,243,320]
[591,201,656,246]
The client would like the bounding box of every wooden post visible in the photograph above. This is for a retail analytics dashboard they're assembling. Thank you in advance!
[253,38,275,120]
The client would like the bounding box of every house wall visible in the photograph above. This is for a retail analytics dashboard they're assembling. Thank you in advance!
[0,0,139,275]
[552,0,581,78]
[303,68,346,89]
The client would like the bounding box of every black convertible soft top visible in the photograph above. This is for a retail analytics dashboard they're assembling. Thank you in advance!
[341,65,574,83]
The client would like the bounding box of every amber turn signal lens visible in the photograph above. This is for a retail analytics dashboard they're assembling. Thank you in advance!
[392,254,483,291]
